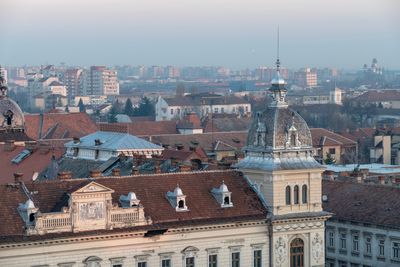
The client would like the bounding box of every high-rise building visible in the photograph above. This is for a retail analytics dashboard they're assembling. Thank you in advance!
[294,68,318,88]
[79,66,119,96]
[64,68,83,101]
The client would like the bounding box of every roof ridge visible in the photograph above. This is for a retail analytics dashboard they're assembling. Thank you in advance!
[28,169,237,183]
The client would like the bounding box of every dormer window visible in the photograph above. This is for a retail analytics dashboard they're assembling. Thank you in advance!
[211,181,233,208]
[119,192,141,208]
[17,199,38,226]
[166,185,188,212]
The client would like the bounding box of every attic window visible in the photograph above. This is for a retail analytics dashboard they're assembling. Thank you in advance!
[166,185,188,212]
[211,181,233,208]
[119,192,141,208]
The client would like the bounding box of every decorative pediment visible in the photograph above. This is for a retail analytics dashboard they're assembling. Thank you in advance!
[72,181,114,195]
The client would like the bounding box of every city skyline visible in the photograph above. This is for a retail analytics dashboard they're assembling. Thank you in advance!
[0,0,399,69]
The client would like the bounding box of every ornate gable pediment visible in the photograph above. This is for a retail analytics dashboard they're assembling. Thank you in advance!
[72,181,114,195]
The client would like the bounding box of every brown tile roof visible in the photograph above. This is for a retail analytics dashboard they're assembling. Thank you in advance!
[0,144,65,184]
[177,113,202,129]
[355,90,400,102]
[322,180,400,228]
[25,112,98,140]
[161,149,206,161]
[147,131,247,153]
[310,128,357,147]
[99,121,178,136]
[203,116,251,132]
[0,130,33,143]
[0,170,266,242]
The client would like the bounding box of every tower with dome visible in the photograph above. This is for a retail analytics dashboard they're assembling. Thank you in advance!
[236,54,331,267]
[0,71,31,143]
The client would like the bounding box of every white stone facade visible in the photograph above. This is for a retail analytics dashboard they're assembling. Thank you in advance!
[326,220,400,267]
[0,221,268,267]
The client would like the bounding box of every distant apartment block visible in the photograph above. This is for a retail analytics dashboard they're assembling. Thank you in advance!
[64,68,83,100]
[80,66,119,96]
[295,68,318,88]
[155,93,251,121]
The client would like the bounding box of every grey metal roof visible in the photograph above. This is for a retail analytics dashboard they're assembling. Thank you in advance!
[65,131,164,151]
[235,155,322,171]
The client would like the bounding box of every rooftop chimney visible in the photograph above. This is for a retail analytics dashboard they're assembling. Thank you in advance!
[57,171,72,180]
[73,137,80,144]
[112,168,121,176]
[179,164,192,172]
[132,167,139,175]
[378,176,386,185]
[4,140,15,151]
[94,139,102,146]
[14,173,23,184]
[25,141,37,151]
[89,169,102,178]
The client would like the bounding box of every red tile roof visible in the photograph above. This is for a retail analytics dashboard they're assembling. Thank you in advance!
[0,144,65,184]
[322,180,400,228]
[25,112,98,140]
[0,170,266,242]
[310,128,357,147]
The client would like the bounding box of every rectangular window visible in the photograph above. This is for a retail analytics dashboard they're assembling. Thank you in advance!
[365,237,372,255]
[170,108,174,115]
[329,148,336,154]
[254,250,262,267]
[341,233,347,249]
[186,257,195,267]
[208,254,217,267]
[232,252,240,267]
[352,235,359,252]
[328,231,335,248]
[162,259,171,267]
[138,262,147,267]
[221,107,224,113]
[214,107,218,113]
[393,242,400,260]
[339,261,347,267]
[379,239,385,256]
[113,265,122,267]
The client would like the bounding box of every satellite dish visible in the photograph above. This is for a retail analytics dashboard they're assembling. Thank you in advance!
[32,172,39,181]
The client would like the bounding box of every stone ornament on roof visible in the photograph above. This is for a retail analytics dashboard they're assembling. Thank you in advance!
[0,72,25,131]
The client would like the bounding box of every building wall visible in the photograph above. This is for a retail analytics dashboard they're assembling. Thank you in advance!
[0,222,269,267]
[326,220,400,267]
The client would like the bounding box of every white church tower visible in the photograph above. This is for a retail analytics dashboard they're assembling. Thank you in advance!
[236,45,330,267]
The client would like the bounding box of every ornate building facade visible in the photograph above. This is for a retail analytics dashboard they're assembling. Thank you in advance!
[236,58,330,267]
[0,58,328,267]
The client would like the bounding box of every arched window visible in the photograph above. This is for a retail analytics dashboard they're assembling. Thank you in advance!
[178,200,185,209]
[291,133,296,146]
[302,185,308,204]
[294,185,299,204]
[224,196,230,205]
[285,186,291,205]
[290,238,304,267]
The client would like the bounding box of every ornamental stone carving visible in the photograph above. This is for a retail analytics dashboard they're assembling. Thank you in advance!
[312,233,323,263]
[275,236,287,266]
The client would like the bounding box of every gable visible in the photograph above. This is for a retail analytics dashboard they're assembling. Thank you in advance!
[72,181,114,195]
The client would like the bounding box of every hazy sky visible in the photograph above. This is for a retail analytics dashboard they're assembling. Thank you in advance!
[0,0,399,69]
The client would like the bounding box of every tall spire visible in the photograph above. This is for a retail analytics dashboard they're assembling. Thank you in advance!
[276,26,280,72]
[269,27,287,108]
